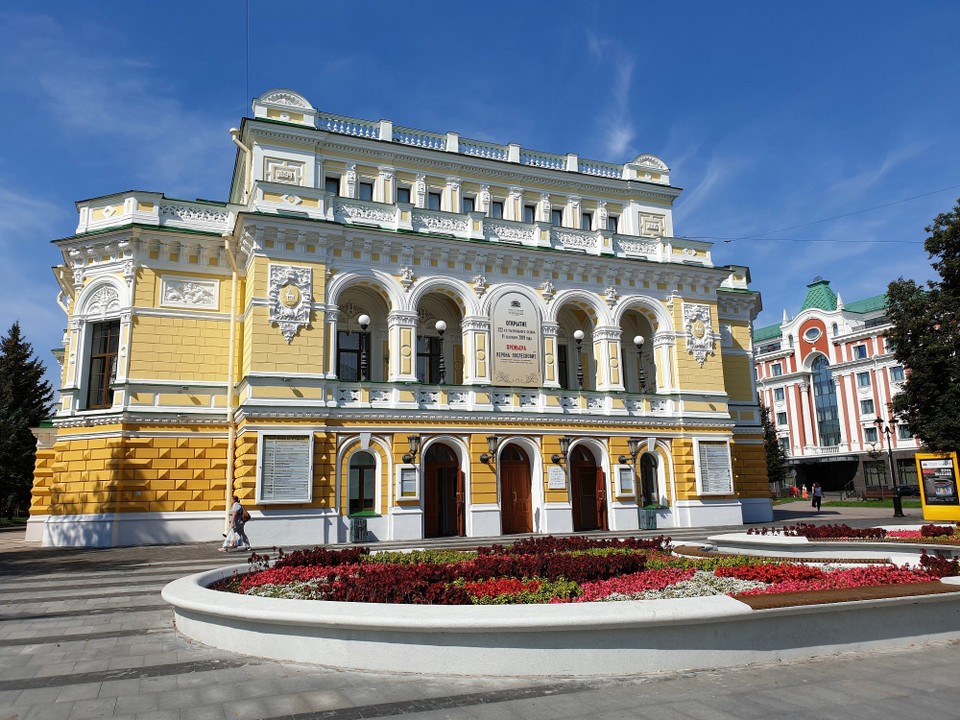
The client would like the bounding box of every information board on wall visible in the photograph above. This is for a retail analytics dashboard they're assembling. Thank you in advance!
[259,435,312,503]
[547,465,567,490]
[698,441,733,494]
[491,291,542,387]
[919,455,959,506]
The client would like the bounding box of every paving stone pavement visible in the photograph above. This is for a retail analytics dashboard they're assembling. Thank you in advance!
[1,504,953,720]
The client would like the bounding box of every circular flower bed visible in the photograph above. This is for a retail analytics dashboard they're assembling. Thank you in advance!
[210,535,959,606]
[747,522,960,543]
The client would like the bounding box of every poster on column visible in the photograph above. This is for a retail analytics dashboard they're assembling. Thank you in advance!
[491,291,542,387]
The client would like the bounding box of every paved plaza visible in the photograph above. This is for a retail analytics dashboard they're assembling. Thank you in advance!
[3,503,959,720]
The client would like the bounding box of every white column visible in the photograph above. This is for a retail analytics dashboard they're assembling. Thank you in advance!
[594,326,623,392]
[542,321,560,388]
[798,380,815,450]
[461,316,491,385]
[325,308,340,379]
[388,311,419,382]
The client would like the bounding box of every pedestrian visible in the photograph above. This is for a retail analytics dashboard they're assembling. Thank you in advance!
[812,482,823,512]
[219,495,250,551]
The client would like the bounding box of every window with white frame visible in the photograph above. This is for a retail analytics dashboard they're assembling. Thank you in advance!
[890,365,905,382]
[778,437,790,454]
[84,319,121,409]
[462,196,475,214]
[697,440,733,494]
[774,387,785,402]
[348,450,378,514]
[772,363,783,377]
[864,427,878,444]
[859,398,875,415]
[325,176,340,196]
[607,214,619,232]
[396,186,411,204]
[523,204,536,223]
[358,181,374,202]
[581,212,592,230]
[490,200,504,219]
[427,191,442,211]
[776,411,788,426]
[897,424,912,440]
[853,344,867,360]
[856,371,871,388]
[550,208,563,226]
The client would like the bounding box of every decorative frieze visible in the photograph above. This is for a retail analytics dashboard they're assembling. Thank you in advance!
[160,276,219,309]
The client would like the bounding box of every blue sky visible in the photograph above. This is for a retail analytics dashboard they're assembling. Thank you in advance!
[1,2,958,388]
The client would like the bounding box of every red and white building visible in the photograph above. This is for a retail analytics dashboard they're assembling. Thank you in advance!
[753,277,918,495]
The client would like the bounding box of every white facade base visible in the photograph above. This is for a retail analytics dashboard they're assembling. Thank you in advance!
[540,503,573,534]
[468,503,501,537]
[671,499,744,528]
[163,567,960,677]
[740,497,774,523]
[389,506,423,541]
[26,510,340,548]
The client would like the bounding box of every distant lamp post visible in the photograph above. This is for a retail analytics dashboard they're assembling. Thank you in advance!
[875,417,905,518]
[573,330,585,389]
[358,314,371,382]
[435,320,446,385]
[633,335,645,393]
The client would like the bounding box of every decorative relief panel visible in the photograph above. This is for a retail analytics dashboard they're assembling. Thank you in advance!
[486,220,533,245]
[411,212,468,234]
[269,264,312,343]
[265,158,304,185]
[617,237,659,257]
[683,303,715,367]
[638,213,665,238]
[554,230,595,252]
[160,276,219,309]
[335,201,394,224]
[85,285,121,318]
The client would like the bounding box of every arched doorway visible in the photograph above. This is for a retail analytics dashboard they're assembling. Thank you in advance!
[423,443,464,538]
[570,446,606,531]
[500,445,532,534]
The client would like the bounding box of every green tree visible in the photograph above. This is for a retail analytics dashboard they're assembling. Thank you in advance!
[886,198,960,452]
[760,401,788,489]
[0,322,54,517]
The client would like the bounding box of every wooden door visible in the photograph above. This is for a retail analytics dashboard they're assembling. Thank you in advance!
[423,443,461,538]
[595,467,608,531]
[571,447,600,531]
[500,445,532,534]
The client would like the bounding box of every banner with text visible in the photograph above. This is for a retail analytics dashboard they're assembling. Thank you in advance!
[491,291,542,388]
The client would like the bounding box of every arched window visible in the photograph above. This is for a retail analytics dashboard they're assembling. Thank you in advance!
[640,453,659,506]
[811,356,841,446]
[348,451,377,515]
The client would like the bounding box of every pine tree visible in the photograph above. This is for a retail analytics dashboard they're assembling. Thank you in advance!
[887,198,960,452]
[760,401,788,490]
[0,322,54,517]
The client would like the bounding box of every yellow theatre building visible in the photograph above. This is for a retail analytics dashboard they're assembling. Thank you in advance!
[28,89,771,547]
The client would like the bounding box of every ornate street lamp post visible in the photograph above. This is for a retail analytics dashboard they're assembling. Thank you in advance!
[435,320,447,385]
[875,417,905,518]
[633,335,645,393]
[574,330,585,389]
[358,314,370,382]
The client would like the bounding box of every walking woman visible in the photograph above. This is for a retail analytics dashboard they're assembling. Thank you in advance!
[812,482,823,512]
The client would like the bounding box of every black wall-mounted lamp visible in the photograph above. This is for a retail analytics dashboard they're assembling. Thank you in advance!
[479,435,500,464]
[619,437,643,466]
[435,320,447,385]
[551,435,572,465]
[402,434,421,464]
